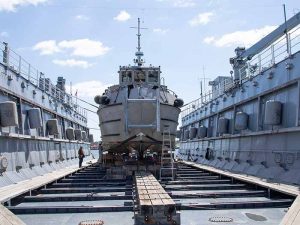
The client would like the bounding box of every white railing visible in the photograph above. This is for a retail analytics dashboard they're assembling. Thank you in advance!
[180,24,300,125]
[180,78,233,119]
[0,42,87,119]
[239,25,300,82]
[180,91,212,118]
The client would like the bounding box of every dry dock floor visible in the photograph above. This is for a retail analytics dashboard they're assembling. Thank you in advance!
[0,160,299,225]
[183,160,300,225]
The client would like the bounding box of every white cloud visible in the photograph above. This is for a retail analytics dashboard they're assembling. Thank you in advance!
[203,36,215,44]
[189,12,214,26]
[114,10,131,22]
[33,40,61,55]
[75,14,90,21]
[53,59,93,69]
[203,25,277,48]
[0,31,9,37]
[66,81,111,97]
[157,0,196,8]
[33,39,110,57]
[153,28,169,35]
[58,39,110,57]
[172,0,195,7]
[0,0,48,12]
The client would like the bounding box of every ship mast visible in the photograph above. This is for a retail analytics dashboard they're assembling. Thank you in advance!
[131,18,147,66]
[137,18,142,53]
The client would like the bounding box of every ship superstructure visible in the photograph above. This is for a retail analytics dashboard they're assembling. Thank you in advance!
[95,19,183,157]
[0,42,92,181]
[178,12,300,185]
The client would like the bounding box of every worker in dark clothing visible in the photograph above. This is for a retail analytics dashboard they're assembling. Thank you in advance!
[78,146,85,167]
[98,142,103,163]
[205,148,210,160]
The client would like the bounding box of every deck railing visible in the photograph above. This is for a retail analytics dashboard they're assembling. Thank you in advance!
[0,42,87,119]
[180,24,300,123]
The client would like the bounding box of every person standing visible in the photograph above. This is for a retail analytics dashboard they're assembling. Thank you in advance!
[78,146,85,167]
[98,142,103,163]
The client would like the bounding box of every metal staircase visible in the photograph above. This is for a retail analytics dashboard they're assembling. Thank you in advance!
[160,126,174,181]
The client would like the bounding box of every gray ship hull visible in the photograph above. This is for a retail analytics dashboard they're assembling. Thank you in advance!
[178,13,300,185]
[99,102,180,152]
[0,42,92,186]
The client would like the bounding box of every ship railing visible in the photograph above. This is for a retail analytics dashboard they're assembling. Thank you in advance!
[214,24,300,101]
[181,80,238,123]
[0,42,88,120]
[213,78,234,97]
[180,90,214,120]
[180,24,300,126]
[239,24,300,83]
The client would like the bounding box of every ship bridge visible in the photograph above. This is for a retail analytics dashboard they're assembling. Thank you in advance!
[119,66,160,85]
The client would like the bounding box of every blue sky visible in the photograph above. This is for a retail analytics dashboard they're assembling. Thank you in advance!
[0,0,299,140]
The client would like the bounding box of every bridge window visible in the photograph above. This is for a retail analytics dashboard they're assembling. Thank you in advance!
[134,71,145,82]
[121,71,132,82]
[148,71,159,83]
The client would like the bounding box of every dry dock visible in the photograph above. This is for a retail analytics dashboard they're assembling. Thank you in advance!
[0,161,299,225]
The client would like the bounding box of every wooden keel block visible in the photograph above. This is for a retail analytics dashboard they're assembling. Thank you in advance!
[134,171,180,225]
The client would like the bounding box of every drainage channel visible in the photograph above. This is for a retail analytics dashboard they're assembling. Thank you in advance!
[7,163,135,225]
[162,163,295,225]
[3,162,296,225]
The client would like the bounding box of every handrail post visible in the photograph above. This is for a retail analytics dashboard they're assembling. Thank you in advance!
[28,64,31,81]
[18,55,21,74]
[271,44,275,65]
[3,42,9,66]
[246,62,250,79]
[258,54,262,74]
[36,70,39,86]
[288,33,292,56]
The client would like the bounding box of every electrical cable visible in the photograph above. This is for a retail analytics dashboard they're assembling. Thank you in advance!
[73,96,98,108]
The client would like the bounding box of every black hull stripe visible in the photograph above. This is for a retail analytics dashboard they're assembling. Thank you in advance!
[100,118,177,125]
[161,118,179,124]
[100,102,180,108]
[100,119,121,125]
[102,134,120,137]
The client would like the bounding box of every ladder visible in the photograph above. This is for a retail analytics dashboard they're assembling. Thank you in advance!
[160,126,174,181]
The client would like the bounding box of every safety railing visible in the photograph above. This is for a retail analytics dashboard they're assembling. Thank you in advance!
[180,23,300,125]
[239,24,300,82]
[0,42,87,119]
[180,90,213,122]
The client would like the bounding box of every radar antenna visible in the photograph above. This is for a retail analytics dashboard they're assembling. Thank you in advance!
[130,18,147,66]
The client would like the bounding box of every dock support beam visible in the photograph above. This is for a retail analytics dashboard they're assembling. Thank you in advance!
[134,171,180,225]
